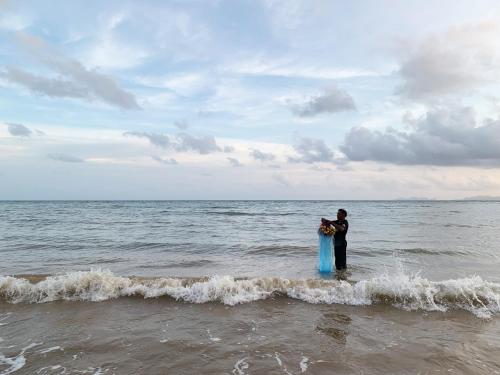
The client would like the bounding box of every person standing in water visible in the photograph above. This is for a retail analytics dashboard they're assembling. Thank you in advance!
[321,209,349,271]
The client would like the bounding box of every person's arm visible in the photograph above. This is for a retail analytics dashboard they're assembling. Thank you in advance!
[331,222,346,232]
[321,218,332,226]
[321,218,345,231]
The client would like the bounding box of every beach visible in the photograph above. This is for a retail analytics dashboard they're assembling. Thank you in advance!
[1,200,500,374]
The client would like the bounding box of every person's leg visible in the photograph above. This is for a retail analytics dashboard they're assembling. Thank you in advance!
[335,242,347,270]
[334,245,342,270]
[340,242,347,269]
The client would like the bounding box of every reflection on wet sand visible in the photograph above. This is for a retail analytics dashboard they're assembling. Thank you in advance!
[316,312,352,343]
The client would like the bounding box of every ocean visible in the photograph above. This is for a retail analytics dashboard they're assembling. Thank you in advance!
[1,200,500,374]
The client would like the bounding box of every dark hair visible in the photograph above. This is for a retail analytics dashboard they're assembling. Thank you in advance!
[338,208,347,217]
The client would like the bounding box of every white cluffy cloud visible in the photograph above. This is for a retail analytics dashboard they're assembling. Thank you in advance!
[81,12,150,70]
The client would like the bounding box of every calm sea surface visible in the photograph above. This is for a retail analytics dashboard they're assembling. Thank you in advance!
[1,201,500,374]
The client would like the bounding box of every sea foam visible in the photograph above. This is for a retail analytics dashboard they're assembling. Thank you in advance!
[1,269,499,318]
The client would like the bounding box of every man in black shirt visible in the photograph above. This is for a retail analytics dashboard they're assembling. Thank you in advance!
[321,209,349,271]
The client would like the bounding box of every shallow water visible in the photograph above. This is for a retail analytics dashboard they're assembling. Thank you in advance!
[1,299,500,374]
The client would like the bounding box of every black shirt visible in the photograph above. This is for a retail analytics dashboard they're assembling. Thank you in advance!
[333,219,348,245]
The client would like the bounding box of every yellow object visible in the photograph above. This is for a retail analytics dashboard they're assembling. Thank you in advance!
[319,225,336,236]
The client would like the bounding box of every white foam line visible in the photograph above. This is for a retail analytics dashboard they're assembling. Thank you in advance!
[36,365,66,373]
[88,367,106,375]
[274,352,293,375]
[38,346,63,354]
[0,342,42,375]
[0,353,26,375]
[206,329,221,342]
[232,357,249,375]
[274,352,282,367]
[300,356,309,373]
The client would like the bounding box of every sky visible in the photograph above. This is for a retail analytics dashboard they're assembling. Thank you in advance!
[2,0,500,199]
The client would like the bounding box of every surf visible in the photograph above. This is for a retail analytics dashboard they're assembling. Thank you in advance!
[1,269,499,318]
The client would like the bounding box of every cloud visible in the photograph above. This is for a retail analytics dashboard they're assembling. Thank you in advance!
[6,122,32,137]
[47,153,84,163]
[124,131,221,154]
[4,33,140,110]
[288,137,334,164]
[2,67,89,98]
[79,12,150,70]
[340,106,500,166]
[175,133,221,154]
[83,31,149,70]
[226,55,379,80]
[227,157,242,167]
[249,148,276,162]
[223,145,234,153]
[292,86,356,117]
[124,131,171,148]
[397,22,500,101]
[0,11,32,31]
[151,156,178,165]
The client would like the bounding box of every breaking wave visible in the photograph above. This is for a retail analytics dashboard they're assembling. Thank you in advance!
[1,269,499,318]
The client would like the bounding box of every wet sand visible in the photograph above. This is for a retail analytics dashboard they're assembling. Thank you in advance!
[1,298,500,374]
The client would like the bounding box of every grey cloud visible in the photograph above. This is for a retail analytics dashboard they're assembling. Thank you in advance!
[6,33,140,110]
[175,133,221,154]
[227,157,242,167]
[288,137,334,164]
[397,46,476,100]
[223,145,235,153]
[6,122,32,137]
[151,156,178,165]
[2,67,89,99]
[47,153,84,163]
[124,132,171,148]
[293,86,356,117]
[311,165,333,172]
[396,24,500,101]
[336,163,354,172]
[124,131,221,155]
[250,149,276,162]
[340,106,500,166]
